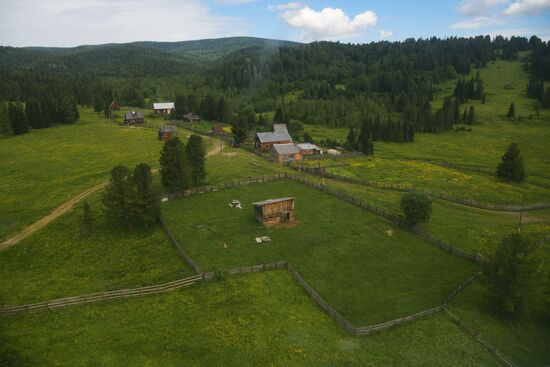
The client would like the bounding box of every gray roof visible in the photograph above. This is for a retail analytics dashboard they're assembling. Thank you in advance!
[256,131,292,143]
[273,124,289,134]
[296,143,320,150]
[153,102,175,110]
[271,143,299,155]
[253,197,295,206]
[159,125,176,132]
[125,111,144,120]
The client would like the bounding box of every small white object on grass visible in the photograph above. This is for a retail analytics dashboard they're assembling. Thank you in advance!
[255,238,262,243]
[161,197,169,202]
[261,236,271,242]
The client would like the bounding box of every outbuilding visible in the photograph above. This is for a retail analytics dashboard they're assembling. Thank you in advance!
[255,124,293,151]
[296,143,322,156]
[253,197,295,227]
[124,111,145,125]
[153,102,175,115]
[158,125,177,140]
[271,143,302,164]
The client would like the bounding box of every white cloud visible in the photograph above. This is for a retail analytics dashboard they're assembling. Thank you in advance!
[504,0,550,15]
[0,0,247,47]
[271,3,377,40]
[450,16,504,29]
[379,30,393,39]
[457,0,508,16]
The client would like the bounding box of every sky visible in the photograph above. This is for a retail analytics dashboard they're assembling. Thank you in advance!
[0,0,549,47]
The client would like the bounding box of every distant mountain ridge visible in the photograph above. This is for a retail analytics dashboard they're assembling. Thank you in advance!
[0,37,299,76]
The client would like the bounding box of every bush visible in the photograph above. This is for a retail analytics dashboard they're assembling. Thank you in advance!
[400,193,432,225]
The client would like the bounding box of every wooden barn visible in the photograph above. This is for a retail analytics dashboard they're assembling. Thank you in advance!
[124,111,145,125]
[253,197,295,227]
[296,143,322,156]
[153,102,175,115]
[158,125,177,140]
[255,124,292,151]
[271,143,302,164]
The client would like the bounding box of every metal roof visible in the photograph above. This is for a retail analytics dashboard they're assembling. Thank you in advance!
[253,197,295,206]
[256,131,292,143]
[296,143,320,150]
[273,124,289,134]
[271,143,299,155]
[124,111,144,119]
[153,102,175,110]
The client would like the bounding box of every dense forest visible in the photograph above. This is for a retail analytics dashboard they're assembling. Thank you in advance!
[0,35,548,142]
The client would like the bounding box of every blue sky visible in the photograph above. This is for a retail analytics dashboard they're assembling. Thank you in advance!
[0,0,549,47]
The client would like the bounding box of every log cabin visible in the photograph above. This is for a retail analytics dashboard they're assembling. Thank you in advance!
[296,143,322,156]
[158,125,177,140]
[153,102,175,115]
[271,143,302,164]
[253,197,295,227]
[255,124,292,151]
[124,111,145,125]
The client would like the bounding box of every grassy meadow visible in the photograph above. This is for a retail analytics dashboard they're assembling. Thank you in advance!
[0,271,499,367]
[0,196,191,305]
[162,179,477,325]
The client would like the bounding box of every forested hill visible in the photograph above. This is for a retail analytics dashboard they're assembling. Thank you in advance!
[133,36,300,60]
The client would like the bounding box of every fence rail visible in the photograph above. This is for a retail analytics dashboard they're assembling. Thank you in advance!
[292,166,550,212]
[1,274,204,316]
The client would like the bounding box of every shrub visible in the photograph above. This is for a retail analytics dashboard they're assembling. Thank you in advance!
[400,192,432,225]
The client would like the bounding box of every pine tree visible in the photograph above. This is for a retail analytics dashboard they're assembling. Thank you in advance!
[497,142,525,182]
[482,233,541,316]
[185,134,207,186]
[199,94,217,121]
[8,103,29,135]
[59,96,79,124]
[102,166,133,227]
[467,105,475,125]
[274,107,285,123]
[345,126,357,150]
[507,102,515,118]
[217,97,232,123]
[25,99,42,129]
[159,137,191,191]
[129,163,160,227]
[358,120,374,155]
[0,103,13,136]
[80,202,93,238]
[543,87,550,109]
[231,120,247,145]
[174,95,187,120]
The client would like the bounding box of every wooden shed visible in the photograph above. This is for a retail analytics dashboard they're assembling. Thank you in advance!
[124,110,145,125]
[153,102,175,115]
[253,197,295,227]
[271,143,302,164]
[158,125,177,140]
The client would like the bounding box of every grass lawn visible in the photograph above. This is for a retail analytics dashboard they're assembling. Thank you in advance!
[0,197,191,305]
[447,279,550,367]
[0,108,186,242]
[0,271,499,366]
[162,179,477,325]
[314,176,549,256]
[325,156,550,205]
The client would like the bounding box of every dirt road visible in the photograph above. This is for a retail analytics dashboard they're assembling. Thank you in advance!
[0,138,224,252]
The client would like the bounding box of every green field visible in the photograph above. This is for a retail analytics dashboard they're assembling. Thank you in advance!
[0,197,191,304]
[0,271,499,366]
[162,179,477,325]
[448,278,550,366]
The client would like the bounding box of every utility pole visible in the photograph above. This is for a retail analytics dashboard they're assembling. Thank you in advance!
[518,192,526,233]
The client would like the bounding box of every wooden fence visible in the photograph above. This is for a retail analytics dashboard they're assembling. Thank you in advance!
[444,308,518,367]
[1,274,204,316]
[292,166,550,212]
[162,223,202,274]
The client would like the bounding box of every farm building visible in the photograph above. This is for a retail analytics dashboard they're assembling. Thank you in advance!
[296,143,322,156]
[271,143,302,164]
[158,125,177,140]
[253,197,295,227]
[210,123,227,137]
[110,101,119,111]
[153,102,175,115]
[183,114,200,122]
[124,111,145,125]
[255,124,292,151]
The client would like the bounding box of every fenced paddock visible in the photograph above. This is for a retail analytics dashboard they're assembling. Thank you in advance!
[291,166,550,212]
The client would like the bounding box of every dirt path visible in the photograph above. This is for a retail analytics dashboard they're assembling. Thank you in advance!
[0,138,224,252]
